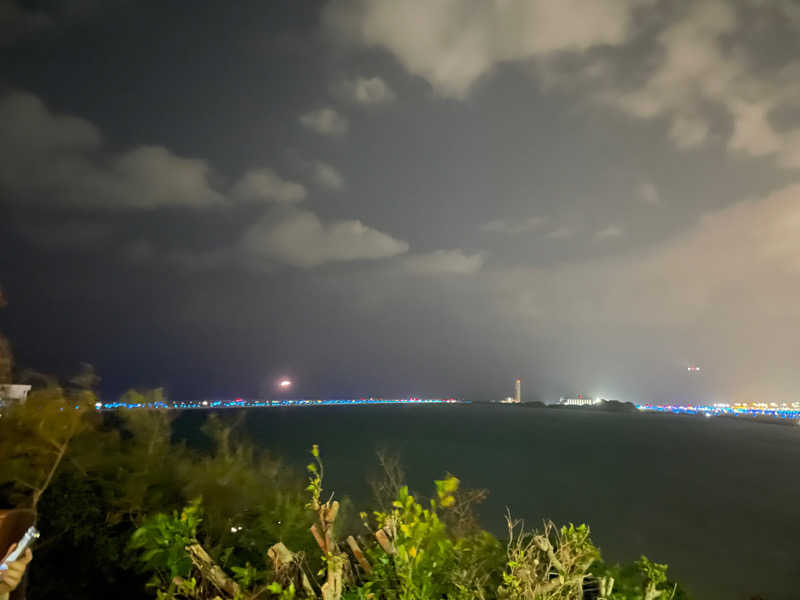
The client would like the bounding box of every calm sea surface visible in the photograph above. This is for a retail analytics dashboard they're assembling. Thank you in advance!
[177,405,800,599]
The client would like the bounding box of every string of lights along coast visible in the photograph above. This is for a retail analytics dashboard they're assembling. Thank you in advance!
[84,371,800,423]
[93,377,461,410]
[96,397,462,410]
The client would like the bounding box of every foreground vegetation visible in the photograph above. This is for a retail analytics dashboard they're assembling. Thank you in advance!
[132,446,686,600]
[0,375,689,600]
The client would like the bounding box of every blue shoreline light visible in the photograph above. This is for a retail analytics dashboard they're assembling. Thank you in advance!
[637,404,800,420]
[96,397,464,411]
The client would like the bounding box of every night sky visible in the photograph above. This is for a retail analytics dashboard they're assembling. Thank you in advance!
[1,0,799,403]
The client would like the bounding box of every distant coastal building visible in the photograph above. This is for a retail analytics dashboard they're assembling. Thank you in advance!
[0,384,31,409]
[558,395,600,407]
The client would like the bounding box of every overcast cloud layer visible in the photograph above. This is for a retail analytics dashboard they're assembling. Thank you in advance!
[1,0,799,404]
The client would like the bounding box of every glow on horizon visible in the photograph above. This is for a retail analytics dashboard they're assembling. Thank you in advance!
[279,378,292,389]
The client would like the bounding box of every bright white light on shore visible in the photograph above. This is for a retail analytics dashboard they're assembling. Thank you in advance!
[279,379,292,389]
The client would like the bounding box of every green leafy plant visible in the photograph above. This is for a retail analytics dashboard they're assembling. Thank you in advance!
[499,517,602,599]
[130,498,204,582]
[265,582,296,599]
[592,556,688,600]
[357,476,463,599]
[637,555,677,600]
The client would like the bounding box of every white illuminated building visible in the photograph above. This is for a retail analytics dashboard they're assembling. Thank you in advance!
[559,396,602,406]
[0,383,32,409]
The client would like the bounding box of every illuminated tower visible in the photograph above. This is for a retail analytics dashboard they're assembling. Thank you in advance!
[515,379,521,404]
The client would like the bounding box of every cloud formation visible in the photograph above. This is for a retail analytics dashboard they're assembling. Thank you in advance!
[239,209,409,268]
[325,0,644,99]
[0,91,329,212]
[327,0,800,170]
[403,249,485,275]
[0,92,226,209]
[299,107,349,135]
[480,216,545,234]
[545,226,574,240]
[0,90,411,271]
[598,2,800,168]
[232,168,307,203]
[538,183,800,319]
[336,76,396,105]
[310,161,345,190]
[484,181,800,400]
[638,183,660,206]
[594,225,623,239]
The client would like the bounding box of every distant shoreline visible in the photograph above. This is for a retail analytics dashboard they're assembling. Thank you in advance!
[472,399,639,413]
[475,400,800,427]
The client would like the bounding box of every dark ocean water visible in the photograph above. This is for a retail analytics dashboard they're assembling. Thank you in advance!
[176,405,800,599]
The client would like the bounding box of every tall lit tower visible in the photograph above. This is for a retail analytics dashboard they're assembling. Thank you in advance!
[515,379,521,404]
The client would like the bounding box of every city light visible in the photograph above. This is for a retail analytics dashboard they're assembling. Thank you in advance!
[638,403,800,420]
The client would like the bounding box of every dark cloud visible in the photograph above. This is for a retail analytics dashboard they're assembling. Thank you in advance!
[0,92,225,210]
[20,220,113,248]
[0,1,54,45]
[0,90,413,271]
[0,0,121,45]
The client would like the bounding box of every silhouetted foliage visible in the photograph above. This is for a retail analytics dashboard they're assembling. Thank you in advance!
[0,378,314,600]
[0,286,11,384]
